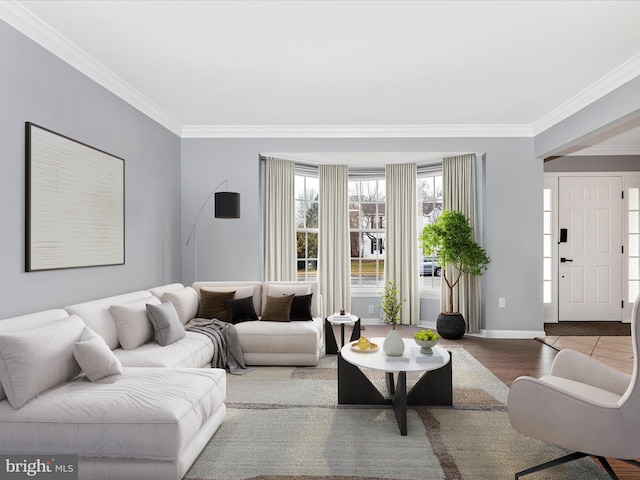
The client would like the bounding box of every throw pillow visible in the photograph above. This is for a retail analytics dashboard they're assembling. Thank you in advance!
[226,296,259,324]
[146,301,186,346]
[161,286,199,325]
[0,315,84,409]
[290,293,314,321]
[260,294,295,322]
[74,326,122,383]
[198,289,235,322]
[109,296,160,350]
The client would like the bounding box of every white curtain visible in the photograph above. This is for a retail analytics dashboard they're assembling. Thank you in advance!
[442,153,480,333]
[385,163,420,325]
[265,158,296,281]
[319,165,351,316]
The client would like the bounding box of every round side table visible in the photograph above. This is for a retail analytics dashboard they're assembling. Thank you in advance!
[325,313,361,354]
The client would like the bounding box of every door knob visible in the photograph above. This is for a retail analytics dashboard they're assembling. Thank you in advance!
[560,257,573,263]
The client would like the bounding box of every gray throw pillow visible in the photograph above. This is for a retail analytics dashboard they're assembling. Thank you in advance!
[146,302,186,346]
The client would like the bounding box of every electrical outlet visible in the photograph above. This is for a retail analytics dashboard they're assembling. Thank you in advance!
[499,297,506,308]
[368,305,375,314]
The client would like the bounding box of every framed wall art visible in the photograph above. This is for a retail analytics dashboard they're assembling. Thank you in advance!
[26,122,125,271]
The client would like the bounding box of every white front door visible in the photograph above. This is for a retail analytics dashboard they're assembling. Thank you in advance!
[558,176,623,321]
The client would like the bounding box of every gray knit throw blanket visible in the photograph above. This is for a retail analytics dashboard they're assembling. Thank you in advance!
[185,318,253,375]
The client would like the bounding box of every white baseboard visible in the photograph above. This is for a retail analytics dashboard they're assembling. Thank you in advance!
[359,318,545,339]
[476,329,547,339]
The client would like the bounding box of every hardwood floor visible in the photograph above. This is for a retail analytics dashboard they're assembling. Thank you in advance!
[340,324,638,479]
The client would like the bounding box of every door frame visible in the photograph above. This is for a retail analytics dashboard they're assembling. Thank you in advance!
[544,172,637,324]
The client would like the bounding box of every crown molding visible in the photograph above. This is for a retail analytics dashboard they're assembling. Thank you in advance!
[0,2,182,136]
[533,52,640,136]
[181,124,534,139]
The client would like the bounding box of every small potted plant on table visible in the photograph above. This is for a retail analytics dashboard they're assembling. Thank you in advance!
[380,281,406,356]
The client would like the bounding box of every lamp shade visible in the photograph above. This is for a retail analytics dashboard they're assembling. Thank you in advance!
[214,191,241,218]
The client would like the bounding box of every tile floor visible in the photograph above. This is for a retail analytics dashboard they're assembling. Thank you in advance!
[544,335,634,374]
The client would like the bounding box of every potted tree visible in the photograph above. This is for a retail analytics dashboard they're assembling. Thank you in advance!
[420,210,490,339]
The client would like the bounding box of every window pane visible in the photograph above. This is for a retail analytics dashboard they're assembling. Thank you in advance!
[543,281,552,303]
[543,258,552,281]
[294,175,305,200]
[305,177,319,200]
[307,232,318,258]
[630,212,640,234]
[306,201,318,228]
[631,234,640,256]
[543,212,551,234]
[543,234,551,258]
[630,188,640,211]
[630,281,639,304]
[543,188,551,211]
[630,258,640,280]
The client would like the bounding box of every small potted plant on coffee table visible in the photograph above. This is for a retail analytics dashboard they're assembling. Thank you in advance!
[380,281,406,356]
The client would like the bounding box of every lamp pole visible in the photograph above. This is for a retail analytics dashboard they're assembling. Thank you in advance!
[186,179,238,282]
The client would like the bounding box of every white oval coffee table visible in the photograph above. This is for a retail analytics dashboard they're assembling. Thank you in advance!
[338,337,452,435]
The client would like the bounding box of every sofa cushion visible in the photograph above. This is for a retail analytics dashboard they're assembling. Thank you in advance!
[0,309,70,402]
[226,296,259,324]
[74,326,122,383]
[146,302,186,346]
[109,297,161,350]
[198,290,235,322]
[114,331,214,368]
[290,294,313,321]
[0,315,84,409]
[65,291,154,350]
[260,294,295,322]
[161,286,199,324]
[0,367,227,461]
[267,284,311,297]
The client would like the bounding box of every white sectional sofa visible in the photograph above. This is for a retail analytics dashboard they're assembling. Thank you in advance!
[0,307,226,480]
[0,280,323,480]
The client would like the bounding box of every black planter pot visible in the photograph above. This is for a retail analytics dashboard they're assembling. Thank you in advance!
[436,313,466,339]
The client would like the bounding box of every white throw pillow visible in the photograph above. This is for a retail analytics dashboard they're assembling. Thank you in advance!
[161,287,199,324]
[109,296,160,350]
[74,326,122,383]
[0,315,84,409]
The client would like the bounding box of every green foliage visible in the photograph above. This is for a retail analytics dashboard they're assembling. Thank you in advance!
[380,281,405,328]
[420,210,490,313]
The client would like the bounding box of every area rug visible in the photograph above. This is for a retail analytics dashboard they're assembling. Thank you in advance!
[185,347,610,480]
[544,321,631,336]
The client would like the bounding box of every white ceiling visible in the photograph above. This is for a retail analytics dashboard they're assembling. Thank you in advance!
[1,0,640,153]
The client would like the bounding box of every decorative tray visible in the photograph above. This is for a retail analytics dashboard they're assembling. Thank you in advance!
[350,342,378,353]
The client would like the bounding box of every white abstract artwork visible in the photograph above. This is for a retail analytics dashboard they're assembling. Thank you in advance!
[26,123,124,271]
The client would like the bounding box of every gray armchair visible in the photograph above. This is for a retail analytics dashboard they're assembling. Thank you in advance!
[507,298,640,479]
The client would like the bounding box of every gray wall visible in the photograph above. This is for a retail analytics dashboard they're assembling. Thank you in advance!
[180,137,542,333]
[0,21,182,318]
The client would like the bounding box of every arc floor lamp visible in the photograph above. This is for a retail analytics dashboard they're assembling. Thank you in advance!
[186,179,240,281]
